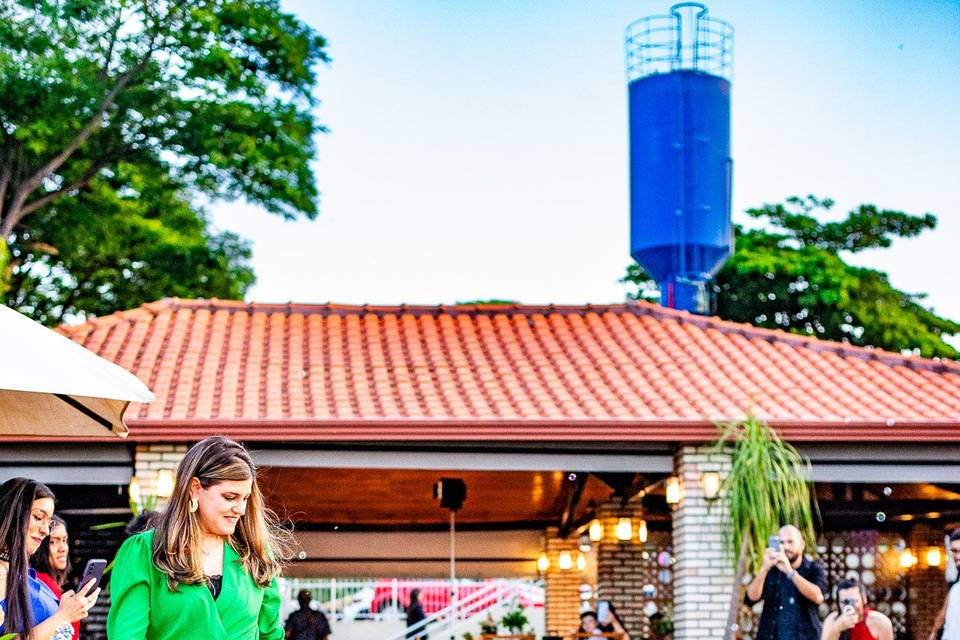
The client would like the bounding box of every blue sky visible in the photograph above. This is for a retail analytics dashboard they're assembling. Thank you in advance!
[212,1,960,329]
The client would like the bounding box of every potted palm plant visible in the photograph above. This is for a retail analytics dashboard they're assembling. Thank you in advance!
[499,604,531,637]
[715,414,818,640]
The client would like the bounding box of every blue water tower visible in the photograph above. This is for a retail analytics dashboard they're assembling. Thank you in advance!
[625,3,734,313]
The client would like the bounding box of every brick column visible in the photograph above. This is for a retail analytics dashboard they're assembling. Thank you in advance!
[595,498,673,638]
[544,527,583,637]
[133,444,187,502]
[908,523,947,637]
[672,446,734,639]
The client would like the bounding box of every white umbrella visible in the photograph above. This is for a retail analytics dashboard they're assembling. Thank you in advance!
[0,304,154,437]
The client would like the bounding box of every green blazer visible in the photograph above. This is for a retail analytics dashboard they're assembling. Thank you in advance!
[106,530,284,640]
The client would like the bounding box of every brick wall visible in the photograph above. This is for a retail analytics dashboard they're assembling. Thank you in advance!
[133,443,187,497]
[672,446,734,639]
[596,498,673,639]
[909,523,948,638]
[544,527,583,637]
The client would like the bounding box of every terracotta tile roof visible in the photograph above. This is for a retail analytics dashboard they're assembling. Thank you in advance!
[56,298,960,442]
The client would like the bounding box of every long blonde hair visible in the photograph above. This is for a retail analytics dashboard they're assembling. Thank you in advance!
[151,436,292,590]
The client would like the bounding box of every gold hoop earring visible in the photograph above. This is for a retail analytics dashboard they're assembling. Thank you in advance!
[189,497,199,513]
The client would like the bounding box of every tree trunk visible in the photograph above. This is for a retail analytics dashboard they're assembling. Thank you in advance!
[724,536,750,640]
[0,240,11,296]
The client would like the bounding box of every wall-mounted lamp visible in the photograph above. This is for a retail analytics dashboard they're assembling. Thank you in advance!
[576,552,586,571]
[156,468,175,499]
[128,476,141,505]
[665,476,681,505]
[588,518,604,542]
[537,552,550,573]
[616,517,633,541]
[558,550,573,570]
[638,518,649,543]
[926,546,943,568]
[899,548,917,569]
[701,471,721,500]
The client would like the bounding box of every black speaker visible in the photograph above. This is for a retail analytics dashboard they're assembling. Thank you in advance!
[433,478,467,511]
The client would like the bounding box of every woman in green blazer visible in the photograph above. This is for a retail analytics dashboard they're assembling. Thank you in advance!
[107,437,292,640]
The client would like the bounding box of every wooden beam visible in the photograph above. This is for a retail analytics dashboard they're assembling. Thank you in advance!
[559,472,589,537]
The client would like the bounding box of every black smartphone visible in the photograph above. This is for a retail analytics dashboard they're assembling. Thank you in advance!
[79,558,108,591]
[768,535,781,552]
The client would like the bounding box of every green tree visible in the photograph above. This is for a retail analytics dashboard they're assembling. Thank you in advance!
[7,162,255,324]
[0,0,327,321]
[623,196,960,359]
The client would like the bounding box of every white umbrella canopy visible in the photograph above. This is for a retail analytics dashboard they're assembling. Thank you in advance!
[0,304,154,437]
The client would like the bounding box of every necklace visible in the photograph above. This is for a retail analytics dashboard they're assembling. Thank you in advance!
[0,549,9,561]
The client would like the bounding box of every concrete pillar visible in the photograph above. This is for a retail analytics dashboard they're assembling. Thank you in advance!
[672,446,735,639]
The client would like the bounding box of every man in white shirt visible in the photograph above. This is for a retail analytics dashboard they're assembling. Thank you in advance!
[930,529,960,640]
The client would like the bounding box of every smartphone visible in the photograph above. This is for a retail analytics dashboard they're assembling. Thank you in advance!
[768,535,781,552]
[79,558,108,591]
[841,597,856,615]
[596,600,611,624]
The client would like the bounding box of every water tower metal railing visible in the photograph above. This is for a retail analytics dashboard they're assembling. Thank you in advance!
[625,3,733,82]
[624,3,734,314]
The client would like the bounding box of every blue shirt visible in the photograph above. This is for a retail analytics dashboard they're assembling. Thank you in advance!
[0,568,61,633]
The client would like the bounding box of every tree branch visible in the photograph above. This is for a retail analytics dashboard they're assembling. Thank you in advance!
[18,155,117,218]
[0,134,14,224]
[99,7,125,81]
[0,50,155,237]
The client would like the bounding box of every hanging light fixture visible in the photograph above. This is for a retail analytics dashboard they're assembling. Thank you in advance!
[537,552,550,573]
[558,550,573,570]
[616,517,633,541]
[576,553,586,571]
[899,548,917,569]
[926,547,943,568]
[156,468,175,499]
[638,518,649,543]
[588,518,604,542]
[665,476,681,505]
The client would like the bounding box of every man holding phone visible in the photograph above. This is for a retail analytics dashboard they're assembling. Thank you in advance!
[745,524,828,640]
[820,577,893,640]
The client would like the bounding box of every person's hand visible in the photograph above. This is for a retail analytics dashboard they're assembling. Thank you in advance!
[833,607,858,632]
[773,551,792,573]
[822,611,856,639]
[762,547,780,570]
[57,578,101,623]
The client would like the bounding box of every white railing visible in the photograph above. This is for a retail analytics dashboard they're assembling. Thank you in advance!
[279,578,544,635]
[381,580,544,640]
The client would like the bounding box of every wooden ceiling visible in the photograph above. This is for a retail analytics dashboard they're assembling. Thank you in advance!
[258,467,618,528]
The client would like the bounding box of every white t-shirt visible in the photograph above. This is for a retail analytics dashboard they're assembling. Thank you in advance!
[943,581,960,639]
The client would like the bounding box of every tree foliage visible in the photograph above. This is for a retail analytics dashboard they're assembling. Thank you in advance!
[0,0,328,322]
[623,196,960,359]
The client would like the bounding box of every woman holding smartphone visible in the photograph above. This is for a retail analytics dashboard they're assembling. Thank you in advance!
[107,436,292,639]
[30,515,81,640]
[0,478,99,639]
